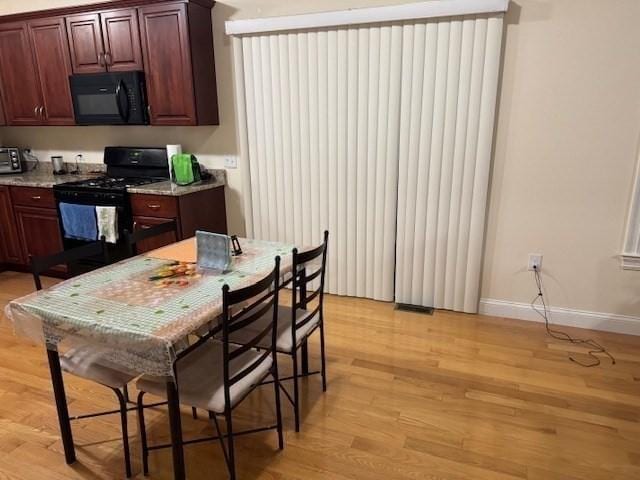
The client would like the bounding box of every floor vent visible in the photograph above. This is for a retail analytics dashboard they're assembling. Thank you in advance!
[395,303,434,315]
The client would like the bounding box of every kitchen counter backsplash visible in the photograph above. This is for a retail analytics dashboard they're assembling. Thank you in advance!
[22,161,106,175]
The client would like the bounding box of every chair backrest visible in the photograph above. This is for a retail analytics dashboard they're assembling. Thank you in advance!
[122,219,178,257]
[30,237,108,291]
[221,256,281,408]
[290,231,329,346]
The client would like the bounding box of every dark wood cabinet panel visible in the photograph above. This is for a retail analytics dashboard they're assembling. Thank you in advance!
[14,205,63,263]
[10,186,56,209]
[0,22,43,125]
[178,186,227,236]
[133,215,178,254]
[0,94,5,126]
[100,8,143,72]
[138,3,196,125]
[131,193,178,218]
[66,13,106,74]
[28,17,75,125]
[0,186,23,264]
[186,2,219,125]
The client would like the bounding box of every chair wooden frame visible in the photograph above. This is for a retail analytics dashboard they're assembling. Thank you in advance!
[122,218,179,257]
[136,257,284,480]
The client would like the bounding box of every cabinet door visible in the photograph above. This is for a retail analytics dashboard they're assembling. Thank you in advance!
[0,186,23,264]
[0,22,43,125]
[66,13,106,74]
[132,215,178,254]
[14,205,64,263]
[101,8,143,72]
[138,3,196,125]
[28,17,75,125]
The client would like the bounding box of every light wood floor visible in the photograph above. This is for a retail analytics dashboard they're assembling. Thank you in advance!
[0,270,639,480]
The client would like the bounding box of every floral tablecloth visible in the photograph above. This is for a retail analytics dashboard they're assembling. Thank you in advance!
[4,238,294,378]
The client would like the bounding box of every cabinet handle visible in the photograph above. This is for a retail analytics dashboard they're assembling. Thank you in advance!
[147,104,152,119]
[39,106,44,119]
[147,204,161,210]
[105,51,112,65]
[34,106,38,118]
[98,52,105,66]
[31,196,41,200]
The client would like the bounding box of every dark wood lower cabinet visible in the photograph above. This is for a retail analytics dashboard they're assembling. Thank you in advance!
[14,205,64,269]
[0,186,23,264]
[0,184,227,270]
[130,187,228,254]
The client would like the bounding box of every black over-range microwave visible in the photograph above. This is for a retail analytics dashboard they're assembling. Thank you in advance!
[69,71,149,125]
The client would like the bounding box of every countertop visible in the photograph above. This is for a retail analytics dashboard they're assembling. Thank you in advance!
[0,168,226,197]
[127,170,227,196]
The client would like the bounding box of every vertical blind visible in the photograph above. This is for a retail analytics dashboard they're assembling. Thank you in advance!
[232,25,403,301]
[395,15,504,312]
[231,11,505,311]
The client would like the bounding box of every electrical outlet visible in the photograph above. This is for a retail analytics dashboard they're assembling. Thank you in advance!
[528,254,543,271]
[224,156,237,169]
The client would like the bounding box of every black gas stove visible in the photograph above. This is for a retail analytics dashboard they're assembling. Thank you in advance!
[58,176,161,191]
[53,146,170,269]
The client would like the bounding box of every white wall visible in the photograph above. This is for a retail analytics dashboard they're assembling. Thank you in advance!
[483,0,640,318]
[1,0,639,322]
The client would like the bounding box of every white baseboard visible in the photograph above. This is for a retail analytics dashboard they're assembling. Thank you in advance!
[479,298,640,336]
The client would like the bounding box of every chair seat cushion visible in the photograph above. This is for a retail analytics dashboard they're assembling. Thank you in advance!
[136,340,273,413]
[60,346,135,389]
[229,305,320,354]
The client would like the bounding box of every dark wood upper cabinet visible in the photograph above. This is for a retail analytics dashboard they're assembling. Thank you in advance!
[101,8,143,72]
[139,2,218,125]
[67,8,143,74]
[0,22,43,125]
[138,3,195,125]
[0,0,218,127]
[66,13,106,73]
[28,17,75,125]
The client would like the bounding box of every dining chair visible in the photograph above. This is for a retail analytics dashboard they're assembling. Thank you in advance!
[230,231,329,432]
[30,238,136,478]
[136,256,284,480]
[122,219,179,257]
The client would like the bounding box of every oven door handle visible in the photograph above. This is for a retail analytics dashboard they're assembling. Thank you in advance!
[115,80,129,123]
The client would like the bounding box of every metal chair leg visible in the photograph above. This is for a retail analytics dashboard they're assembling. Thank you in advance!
[123,384,131,404]
[292,352,300,432]
[137,391,149,476]
[113,388,132,478]
[273,368,284,450]
[224,410,236,480]
[320,321,327,392]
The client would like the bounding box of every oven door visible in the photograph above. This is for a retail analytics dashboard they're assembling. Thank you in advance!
[70,71,148,125]
[54,189,132,274]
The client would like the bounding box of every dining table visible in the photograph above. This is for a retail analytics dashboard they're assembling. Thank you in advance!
[4,236,304,480]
